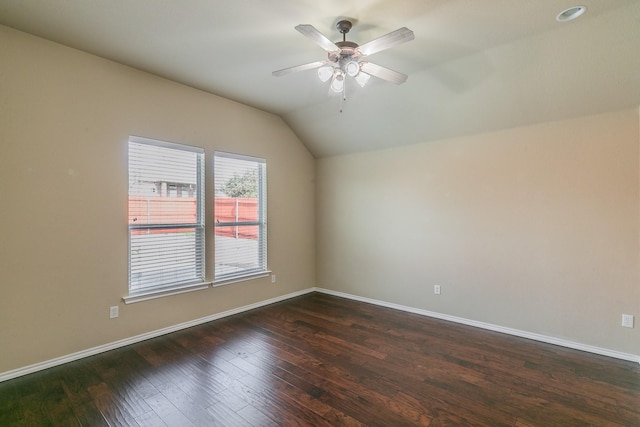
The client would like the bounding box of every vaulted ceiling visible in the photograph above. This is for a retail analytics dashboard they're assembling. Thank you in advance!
[1,0,638,157]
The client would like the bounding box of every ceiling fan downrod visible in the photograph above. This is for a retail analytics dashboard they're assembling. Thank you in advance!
[336,20,352,42]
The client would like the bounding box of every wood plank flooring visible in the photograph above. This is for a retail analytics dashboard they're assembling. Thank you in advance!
[1,292,639,426]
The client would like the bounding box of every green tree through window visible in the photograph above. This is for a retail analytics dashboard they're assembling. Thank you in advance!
[220,169,258,198]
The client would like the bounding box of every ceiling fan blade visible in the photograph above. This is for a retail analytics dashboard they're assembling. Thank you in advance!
[295,24,339,52]
[272,61,327,77]
[360,62,408,84]
[358,27,415,56]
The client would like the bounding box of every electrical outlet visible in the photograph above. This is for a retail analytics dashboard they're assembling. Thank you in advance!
[621,314,634,328]
[109,306,119,319]
[434,285,441,295]
[271,274,276,284]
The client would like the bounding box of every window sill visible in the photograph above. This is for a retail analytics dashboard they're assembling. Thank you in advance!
[122,271,271,303]
[213,271,271,287]
[123,282,211,304]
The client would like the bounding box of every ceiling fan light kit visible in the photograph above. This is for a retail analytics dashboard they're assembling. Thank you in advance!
[273,19,414,111]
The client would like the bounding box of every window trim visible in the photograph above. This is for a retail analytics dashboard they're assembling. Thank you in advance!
[122,281,211,304]
[213,151,268,284]
[212,271,271,288]
[127,136,206,298]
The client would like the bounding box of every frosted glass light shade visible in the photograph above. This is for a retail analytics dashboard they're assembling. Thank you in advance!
[345,61,360,77]
[355,72,371,87]
[330,73,345,92]
[317,66,334,82]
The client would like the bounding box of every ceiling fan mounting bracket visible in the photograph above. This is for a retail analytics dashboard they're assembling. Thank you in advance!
[336,20,353,35]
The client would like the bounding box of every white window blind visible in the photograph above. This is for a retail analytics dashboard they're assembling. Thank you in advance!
[214,152,267,282]
[128,136,205,294]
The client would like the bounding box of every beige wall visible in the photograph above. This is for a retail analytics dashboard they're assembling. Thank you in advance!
[0,26,315,373]
[317,108,640,355]
[2,22,638,375]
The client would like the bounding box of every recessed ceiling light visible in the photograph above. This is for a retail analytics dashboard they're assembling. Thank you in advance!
[556,6,587,22]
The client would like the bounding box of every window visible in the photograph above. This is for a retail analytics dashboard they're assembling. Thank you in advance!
[214,152,267,283]
[127,136,205,297]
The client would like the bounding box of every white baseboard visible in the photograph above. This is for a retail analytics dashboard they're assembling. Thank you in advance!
[313,287,640,365]
[0,288,316,383]
[3,286,637,382]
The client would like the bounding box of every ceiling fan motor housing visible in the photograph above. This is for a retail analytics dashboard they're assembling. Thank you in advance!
[328,45,362,77]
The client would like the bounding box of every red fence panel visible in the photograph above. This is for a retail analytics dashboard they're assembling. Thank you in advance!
[128,197,258,239]
[129,196,198,235]
[215,198,258,240]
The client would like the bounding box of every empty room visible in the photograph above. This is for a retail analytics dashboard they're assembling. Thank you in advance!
[1,1,639,425]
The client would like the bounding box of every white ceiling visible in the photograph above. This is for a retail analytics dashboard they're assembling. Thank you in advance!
[1,0,639,157]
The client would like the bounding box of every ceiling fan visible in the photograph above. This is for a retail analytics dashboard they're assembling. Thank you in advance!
[273,20,414,107]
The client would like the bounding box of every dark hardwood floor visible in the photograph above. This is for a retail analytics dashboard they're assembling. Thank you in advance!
[1,292,639,426]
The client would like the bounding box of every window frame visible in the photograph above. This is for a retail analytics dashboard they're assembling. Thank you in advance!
[213,151,268,285]
[124,136,208,303]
